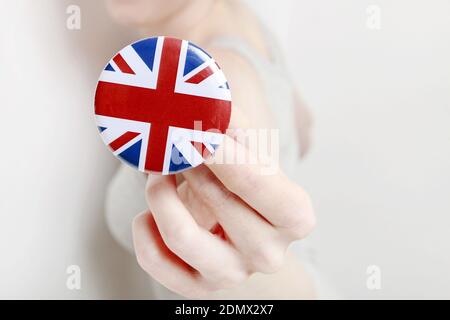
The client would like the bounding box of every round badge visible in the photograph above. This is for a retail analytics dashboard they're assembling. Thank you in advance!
[94,36,232,175]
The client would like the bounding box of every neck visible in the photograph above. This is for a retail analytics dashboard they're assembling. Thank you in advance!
[138,0,231,46]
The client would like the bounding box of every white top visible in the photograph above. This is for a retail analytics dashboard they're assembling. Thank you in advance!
[105,35,332,299]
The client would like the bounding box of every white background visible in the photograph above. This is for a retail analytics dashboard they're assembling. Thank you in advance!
[248,0,450,298]
[0,0,449,299]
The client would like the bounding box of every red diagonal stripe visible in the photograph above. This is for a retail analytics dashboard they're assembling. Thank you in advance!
[185,66,214,84]
[190,141,212,159]
[113,53,135,74]
[109,131,140,151]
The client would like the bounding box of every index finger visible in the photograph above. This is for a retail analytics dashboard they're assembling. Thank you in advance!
[206,135,314,233]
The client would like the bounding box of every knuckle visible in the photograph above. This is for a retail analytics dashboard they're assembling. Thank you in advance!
[134,240,159,274]
[251,246,285,274]
[135,248,155,274]
[300,211,317,236]
[162,223,196,252]
[199,180,234,209]
[286,211,316,239]
[282,190,316,239]
[209,269,249,290]
[281,210,305,229]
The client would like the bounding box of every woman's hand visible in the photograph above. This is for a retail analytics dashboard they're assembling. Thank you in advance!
[131,134,315,298]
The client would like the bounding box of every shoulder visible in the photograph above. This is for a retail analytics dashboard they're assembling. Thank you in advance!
[206,45,274,129]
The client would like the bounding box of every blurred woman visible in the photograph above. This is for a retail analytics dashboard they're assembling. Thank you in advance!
[105,0,317,299]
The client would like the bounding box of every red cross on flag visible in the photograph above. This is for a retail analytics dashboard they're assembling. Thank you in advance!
[94,36,232,174]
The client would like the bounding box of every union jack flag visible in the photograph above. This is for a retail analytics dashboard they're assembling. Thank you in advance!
[94,36,232,174]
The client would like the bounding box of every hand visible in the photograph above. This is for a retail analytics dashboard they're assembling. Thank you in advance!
[132,135,316,298]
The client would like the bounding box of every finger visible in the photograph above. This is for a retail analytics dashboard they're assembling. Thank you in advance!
[207,135,315,238]
[132,211,209,298]
[177,180,217,231]
[145,174,248,288]
[182,165,287,273]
